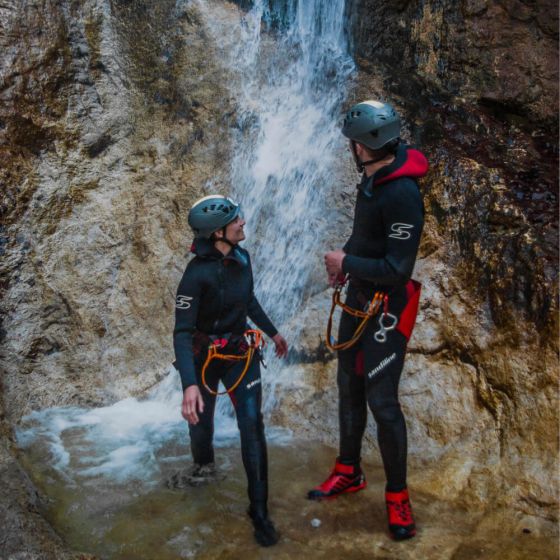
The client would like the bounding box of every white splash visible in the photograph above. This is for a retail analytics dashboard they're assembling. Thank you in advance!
[17,366,292,483]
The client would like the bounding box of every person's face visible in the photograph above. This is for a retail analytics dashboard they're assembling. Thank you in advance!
[224,215,246,244]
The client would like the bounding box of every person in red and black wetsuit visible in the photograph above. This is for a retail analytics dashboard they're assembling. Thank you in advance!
[173,195,288,547]
[307,100,428,541]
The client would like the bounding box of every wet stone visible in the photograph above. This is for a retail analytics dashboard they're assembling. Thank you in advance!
[165,463,222,489]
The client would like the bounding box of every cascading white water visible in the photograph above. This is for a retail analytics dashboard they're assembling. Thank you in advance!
[198,0,355,411]
[208,0,354,320]
[16,0,354,483]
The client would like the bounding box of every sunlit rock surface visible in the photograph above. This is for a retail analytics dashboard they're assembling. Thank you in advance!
[0,0,558,558]
[1,0,231,556]
[1,0,232,417]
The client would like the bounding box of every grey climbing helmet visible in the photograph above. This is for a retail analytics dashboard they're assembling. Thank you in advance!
[342,100,401,150]
[188,195,240,238]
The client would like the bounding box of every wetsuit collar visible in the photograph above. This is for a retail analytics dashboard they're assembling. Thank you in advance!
[371,143,408,183]
[357,144,428,197]
[191,237,222,258]
[191,237,248,266]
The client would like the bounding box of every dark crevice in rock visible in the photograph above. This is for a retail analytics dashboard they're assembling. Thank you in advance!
[289,338,334,365]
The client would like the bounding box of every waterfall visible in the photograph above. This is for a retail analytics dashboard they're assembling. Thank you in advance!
[197,0,355,409]
[203,0,354,319]
[16,0,354,483]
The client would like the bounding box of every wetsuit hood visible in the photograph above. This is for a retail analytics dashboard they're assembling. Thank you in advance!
[358,145,428,196]
[191,237,248,266]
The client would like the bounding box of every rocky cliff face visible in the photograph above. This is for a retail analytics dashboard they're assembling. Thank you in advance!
[0,0,232,555]
[0,0,558,557]
[346,0,558,325]
[335,0,559,522]
[347,0,558,122]
[0,0,235,418]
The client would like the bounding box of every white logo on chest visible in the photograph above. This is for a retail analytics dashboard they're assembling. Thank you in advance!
[389,223,413,240]
[176,295,193,309]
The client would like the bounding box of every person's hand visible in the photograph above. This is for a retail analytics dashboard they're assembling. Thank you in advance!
[271,333,288,358]
[327,271,347,288]
[182,385,204,424]
[324,250,346,286]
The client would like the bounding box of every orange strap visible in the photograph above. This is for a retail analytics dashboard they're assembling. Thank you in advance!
[326,285,384,352]
[201,329,264,396]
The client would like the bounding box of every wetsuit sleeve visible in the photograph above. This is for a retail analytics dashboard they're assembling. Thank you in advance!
[173,262,202,388]
[246,255,278,338]
[342,180,424,285]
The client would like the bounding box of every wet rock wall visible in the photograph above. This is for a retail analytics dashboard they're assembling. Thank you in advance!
[0,0,231,555]
[345,0,558,329]
[0,0,558,556]
[334,0,559,521]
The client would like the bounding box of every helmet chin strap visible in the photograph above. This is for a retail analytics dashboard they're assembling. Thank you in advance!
[213,228,237,248]
[212,229,248,266]
[221,238,237,248]
[351,140,391,173]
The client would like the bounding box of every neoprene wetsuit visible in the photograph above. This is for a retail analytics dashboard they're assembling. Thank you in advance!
[173,238,278,512]
[338,143,428,492]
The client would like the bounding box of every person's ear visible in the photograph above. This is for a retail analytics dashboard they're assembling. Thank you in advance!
[212,228,224,241]
[354,142,367,158]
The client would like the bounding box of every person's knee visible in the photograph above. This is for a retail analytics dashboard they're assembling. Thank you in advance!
[237,411,264,433]
[369,398,402,425]
[337,351,358,380]
[236,397,264,432]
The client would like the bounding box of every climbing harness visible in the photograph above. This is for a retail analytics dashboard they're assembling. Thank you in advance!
[374,295,398,343]
[201,329,265,396]
[326,276,404,349]
[326,276,385,351]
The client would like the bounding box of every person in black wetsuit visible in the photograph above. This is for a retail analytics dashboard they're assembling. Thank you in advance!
[173,195,288,547]
[307,100,428,541]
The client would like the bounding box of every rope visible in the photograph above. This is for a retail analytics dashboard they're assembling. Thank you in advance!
[201,329,264,396]
[326,281,385,352]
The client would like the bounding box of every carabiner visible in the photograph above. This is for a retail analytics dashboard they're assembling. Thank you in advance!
[374,312,398,343]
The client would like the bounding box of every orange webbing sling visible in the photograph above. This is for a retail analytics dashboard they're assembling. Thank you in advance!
[201,329,264,396]
[326,280,384,352]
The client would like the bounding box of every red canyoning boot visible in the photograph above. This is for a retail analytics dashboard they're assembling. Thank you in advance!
[385,488,416,540]
[307,458,366,500]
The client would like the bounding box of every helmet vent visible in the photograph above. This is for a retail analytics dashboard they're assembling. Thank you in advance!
[188,195,240,238]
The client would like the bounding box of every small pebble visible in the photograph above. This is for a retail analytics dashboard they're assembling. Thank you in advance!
[311,518,321,528]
